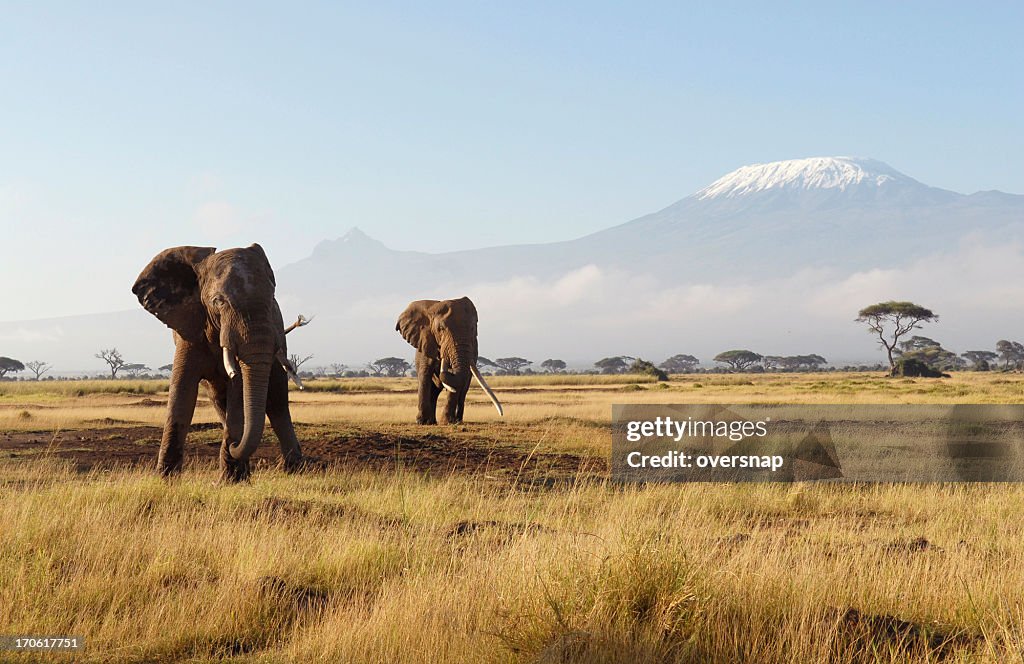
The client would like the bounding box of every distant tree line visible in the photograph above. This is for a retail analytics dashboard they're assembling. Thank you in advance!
[2,299,1022,380]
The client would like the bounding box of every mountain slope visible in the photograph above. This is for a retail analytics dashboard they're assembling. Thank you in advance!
[281,157,1024,301]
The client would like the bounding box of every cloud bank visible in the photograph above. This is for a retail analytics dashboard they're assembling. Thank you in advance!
[2,239,1022,373]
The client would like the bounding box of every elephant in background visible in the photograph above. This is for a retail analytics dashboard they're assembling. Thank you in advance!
[396,297,503,424]
[132,244,308,482]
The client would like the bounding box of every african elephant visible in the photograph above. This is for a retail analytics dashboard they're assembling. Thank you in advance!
[396,297,503,424]
[132,244,308,482]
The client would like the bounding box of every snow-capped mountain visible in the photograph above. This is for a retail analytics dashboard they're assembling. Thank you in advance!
[284,156,1015,300]
[4,157,1023,370]
[568,156,1019,279]
[694,157,914,199]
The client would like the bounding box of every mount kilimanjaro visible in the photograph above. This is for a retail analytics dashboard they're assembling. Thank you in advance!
[3,157,1023,370]
[280,156,1023,308]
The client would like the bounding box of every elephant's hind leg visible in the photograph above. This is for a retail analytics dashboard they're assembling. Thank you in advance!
[267,363,305,472]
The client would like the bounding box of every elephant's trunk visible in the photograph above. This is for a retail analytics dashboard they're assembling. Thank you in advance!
[442,337,476,384]
[229,357,272,460]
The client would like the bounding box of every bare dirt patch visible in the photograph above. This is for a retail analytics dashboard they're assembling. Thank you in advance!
[0,423,603,481]
[832,607,981,660]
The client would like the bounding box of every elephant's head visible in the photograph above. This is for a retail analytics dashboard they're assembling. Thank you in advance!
[396,297,503,415]
[132,244,296,461]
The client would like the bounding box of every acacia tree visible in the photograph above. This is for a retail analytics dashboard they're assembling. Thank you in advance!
[713,350,762,371]
[764,355,827,372]
[996,340,1024,370]
[659,354,700,374]
[369,357,411,377]
[962,350,998,370]
[894,336,963,371]
[494,357,531,375]
[288,353,314,374]
[856,301,938,372]
[594,356,635,374]
[123,363,151,378]
[25,360,52,380]
[0,357,25,379]
[785,354,828,371]
[95,348,126,379]
[897,336,941,352]
[475,357,498,375]
[540,359,567,373]
[329,363,347,377]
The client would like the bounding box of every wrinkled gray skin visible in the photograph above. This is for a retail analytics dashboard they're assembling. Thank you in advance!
[132,244,304,482]
[396,297,482,425]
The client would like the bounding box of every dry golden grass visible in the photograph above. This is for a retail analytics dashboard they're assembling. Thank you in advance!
[2,372,1024,662]
[5,371,1024,434]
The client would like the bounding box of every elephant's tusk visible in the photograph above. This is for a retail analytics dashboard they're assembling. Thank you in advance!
[276,350,305,390]
[470,365,503,416]
[223,347,240,379]
[438,357,456,393]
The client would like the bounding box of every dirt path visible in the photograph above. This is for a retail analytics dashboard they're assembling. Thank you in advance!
[0,423,604,482]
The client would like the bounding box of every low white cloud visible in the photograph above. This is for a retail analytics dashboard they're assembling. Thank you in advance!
[325,242,1024,366]
[0,325,65,344]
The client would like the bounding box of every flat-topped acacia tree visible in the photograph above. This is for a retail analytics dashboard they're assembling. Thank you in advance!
[0,357,25,379]
[713,350,762,371]
[856,301,938,372]
[494,357,531,376]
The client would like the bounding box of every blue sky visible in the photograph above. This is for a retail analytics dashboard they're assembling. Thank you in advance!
[2,2,1022,319]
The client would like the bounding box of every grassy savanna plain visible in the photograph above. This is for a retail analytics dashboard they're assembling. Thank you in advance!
[1,372,1024,662]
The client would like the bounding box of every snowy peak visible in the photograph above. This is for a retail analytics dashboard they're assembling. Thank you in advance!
[694,157,915,200]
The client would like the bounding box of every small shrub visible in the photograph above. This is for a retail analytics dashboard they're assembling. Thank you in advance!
[628,359,669,382]
[891,358,949,378]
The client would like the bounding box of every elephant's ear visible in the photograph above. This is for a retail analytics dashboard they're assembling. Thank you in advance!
[455,296,478,322]
[132,246,216,343]
[396,301,439,358]
[247,243,276,288]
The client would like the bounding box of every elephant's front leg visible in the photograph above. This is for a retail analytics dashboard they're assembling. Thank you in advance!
[158,341,203,477]
[442,385,467,425]
[267,362,305,472]
[205,377,249,483]
[415,351,441,425]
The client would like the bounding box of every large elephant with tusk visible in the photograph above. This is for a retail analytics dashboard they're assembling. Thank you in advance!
[396,297,503,425]
[132,244,310,482]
